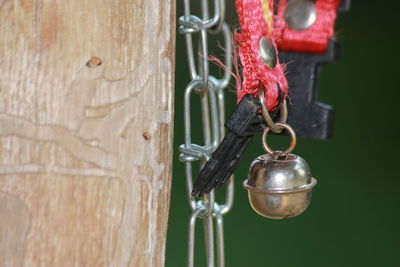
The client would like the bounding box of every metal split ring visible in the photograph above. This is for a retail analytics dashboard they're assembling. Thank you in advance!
[258,90,288,133]
[262,122,297,155]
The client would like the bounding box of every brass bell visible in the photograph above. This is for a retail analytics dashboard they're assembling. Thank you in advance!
[243,153,317,219]
[243,122,317,219]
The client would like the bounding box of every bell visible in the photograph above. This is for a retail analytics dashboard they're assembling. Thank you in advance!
[243,153,317,219]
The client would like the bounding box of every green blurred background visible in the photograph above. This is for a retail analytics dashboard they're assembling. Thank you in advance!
[166,1,400,266]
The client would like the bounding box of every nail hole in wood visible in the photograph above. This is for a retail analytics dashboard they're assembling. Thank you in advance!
[86,57,102,67]
[143,132,152,141]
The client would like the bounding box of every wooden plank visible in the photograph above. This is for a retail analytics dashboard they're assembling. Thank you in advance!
[0,0,175,266]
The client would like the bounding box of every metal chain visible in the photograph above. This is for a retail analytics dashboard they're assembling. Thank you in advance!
[178,0,233,266]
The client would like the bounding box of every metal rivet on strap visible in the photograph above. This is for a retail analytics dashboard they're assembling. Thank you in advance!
[259,37,277,68]
[284,0,317,31]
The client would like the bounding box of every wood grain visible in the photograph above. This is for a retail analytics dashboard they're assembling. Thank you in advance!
[0,0,175,266]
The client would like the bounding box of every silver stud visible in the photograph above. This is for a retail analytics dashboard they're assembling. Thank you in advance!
[259,37,277,68]
[284,0,317,31]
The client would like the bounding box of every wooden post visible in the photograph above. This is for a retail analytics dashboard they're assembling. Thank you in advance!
[0,0,175,266]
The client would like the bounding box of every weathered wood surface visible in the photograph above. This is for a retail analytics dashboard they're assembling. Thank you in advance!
[0,0,175,266]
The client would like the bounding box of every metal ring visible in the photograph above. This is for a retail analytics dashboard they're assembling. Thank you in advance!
[258,90,287,133]
[262,123,297,155]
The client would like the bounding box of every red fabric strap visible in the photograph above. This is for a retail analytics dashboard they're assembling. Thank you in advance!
[235,0,288,111]
[234,0,340,109]
[275,0,341,53]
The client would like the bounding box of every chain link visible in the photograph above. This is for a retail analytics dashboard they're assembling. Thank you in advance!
[178,0,233,266]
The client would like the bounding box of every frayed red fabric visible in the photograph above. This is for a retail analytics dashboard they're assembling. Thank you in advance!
[234,0,340,110]
[235,0,288,111]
